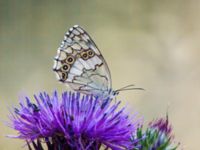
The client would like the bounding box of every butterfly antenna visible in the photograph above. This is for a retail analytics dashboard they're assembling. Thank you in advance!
[115,84,145,92]
[115,84,135,91]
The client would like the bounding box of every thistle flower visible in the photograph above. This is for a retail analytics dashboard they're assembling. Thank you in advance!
[8,91,140,150]
[132,115,180,150]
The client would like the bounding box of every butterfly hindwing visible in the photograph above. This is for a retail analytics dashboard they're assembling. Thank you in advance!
[53,25,112,97]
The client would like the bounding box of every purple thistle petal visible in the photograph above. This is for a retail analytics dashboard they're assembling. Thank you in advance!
[148,115,172,137]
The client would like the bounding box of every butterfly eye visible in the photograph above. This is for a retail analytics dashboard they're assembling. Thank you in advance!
[81,51,89,60]
[61,63,70,72]
[87,50,95,57]
[66,56,75,64]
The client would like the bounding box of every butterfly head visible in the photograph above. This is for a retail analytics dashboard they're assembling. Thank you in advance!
[112,90,120,96]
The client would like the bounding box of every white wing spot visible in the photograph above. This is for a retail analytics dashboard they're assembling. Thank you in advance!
[66,38,72,44]
[71,43,81,50]
[70,33,74,38]
[54,61,62,70]
[69,28,73,32]
[56,51,67,60]
[73,29,80,35]
[64,47,73,53]
[74,36,80,41]
[77,27,84,34]
[70,66,83,76]
[79,41,89,49]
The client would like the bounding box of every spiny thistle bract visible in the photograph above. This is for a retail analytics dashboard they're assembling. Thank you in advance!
[132,115,180,150]
[8,91,141,150]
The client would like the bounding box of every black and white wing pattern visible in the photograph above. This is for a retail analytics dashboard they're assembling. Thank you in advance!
[53,25,112,98]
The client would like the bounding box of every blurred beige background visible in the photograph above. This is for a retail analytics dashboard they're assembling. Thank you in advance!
[0,0,199,149]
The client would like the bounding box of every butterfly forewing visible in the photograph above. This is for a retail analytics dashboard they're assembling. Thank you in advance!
[53,25,112,97]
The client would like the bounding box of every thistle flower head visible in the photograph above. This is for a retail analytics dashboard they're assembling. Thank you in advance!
[132,115,180,150]
[8,91,140,150]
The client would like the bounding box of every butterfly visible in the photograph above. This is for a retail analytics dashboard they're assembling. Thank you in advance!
[53,25,142,100]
